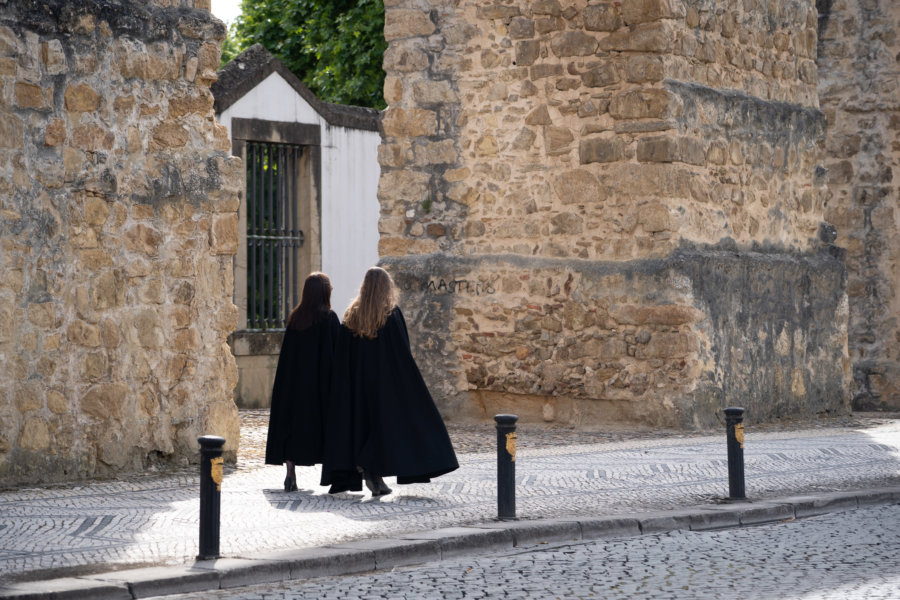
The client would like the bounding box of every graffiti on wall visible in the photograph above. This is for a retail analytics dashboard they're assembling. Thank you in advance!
[425,279,496,295]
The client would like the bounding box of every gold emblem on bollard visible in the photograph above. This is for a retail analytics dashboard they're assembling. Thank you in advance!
[506,432,517,462]
[210,456,224,491]
[734,423,744,449]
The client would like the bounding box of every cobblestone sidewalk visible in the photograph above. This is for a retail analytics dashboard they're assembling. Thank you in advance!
[1,412,898,587]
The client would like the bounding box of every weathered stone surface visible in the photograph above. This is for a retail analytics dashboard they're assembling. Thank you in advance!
[476,5,520,20]
[67,321,102,347]
[511,127,537,150]
[211,213,239,254]
[382,107,438,137]
[582,63,619,88]
[81,384,128,419]
[412,81,457,105]
[584,3,621,31]
[530,63,564,79]
[544,126,574,155]
[0,0,240,487]
[598,22,673,53]
[168,92,213,117]
[15,386,42,412]
[415,139,458,165]
[64,83,101,112]
[579,137,624,163]
[44,118,67,146]
[553,169,603,204]
[550,31,599,57]
[150,121,189,149]
[516,40,541,67]
[375,0,853,428]
[383,45,430,73]
[475,134,499,156]
[609,89,677,119]
[19,417,50,451]
[15,82,48,110]
[625,55,663,82]
[621,0,684,25]
[525,105,552,126]
[819,0,900,410]
[72,124,115,151]
[385,9,436,41]
[638,203,671,232]
[124,224,163,256]
[0,110,24,148]
[508,17,534,39]
[550,212,583,234]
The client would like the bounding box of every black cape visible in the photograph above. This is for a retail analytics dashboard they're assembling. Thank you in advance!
[264,311,341,466]
[321,307,459,491]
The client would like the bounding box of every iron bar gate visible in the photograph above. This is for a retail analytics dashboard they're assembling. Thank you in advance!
[246,141,305,331]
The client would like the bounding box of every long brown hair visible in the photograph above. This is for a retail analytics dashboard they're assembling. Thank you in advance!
[343,267,397,339]
[286,272,332,332]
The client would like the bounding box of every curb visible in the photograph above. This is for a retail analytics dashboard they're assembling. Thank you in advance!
[2,486,899,599]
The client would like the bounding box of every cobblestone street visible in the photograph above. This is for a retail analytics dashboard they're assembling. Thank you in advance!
[1,412,898,586]
[154,503,900,599]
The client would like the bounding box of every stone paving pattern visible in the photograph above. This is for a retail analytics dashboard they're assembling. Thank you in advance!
[1,412,898,585]
[154,503,900,600]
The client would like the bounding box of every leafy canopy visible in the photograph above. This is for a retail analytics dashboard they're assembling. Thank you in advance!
[226,0,387,110]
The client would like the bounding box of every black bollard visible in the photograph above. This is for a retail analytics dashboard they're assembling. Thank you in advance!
[495,414,518,521]
[724,407,746,500]
[198,435,226,560]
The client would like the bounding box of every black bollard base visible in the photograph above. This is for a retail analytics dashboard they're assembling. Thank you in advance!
[724,407,746,500]
[198,435,226,560]
[495,414,518,521]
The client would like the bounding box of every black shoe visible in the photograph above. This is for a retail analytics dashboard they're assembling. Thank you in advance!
[363,471,380,495]
[284,476,297,492]
[378,480,392,496]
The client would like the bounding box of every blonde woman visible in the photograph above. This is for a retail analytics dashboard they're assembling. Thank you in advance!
[321,267,458,496]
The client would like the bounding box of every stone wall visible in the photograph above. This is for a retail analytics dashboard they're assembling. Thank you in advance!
[379,0,851,427]
[818,0,900,411]
[0,0,241,485]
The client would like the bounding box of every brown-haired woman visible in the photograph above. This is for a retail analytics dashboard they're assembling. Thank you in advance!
[265,272,341,492]
[321,266,458,495]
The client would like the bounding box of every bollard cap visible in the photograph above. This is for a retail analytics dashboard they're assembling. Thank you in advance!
[198,435,226,448]
[494,414,518,425]
[723,407,745,417]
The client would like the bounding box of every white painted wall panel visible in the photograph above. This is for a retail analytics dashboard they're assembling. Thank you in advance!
[321,125,382,316]
[219,72,324,141]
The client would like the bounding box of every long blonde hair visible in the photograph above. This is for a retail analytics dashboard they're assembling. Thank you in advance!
[343,267,397,339]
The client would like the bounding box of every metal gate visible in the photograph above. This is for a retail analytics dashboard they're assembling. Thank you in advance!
[245,142,305,331]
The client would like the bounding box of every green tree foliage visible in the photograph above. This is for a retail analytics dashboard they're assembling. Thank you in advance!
[220,22,242,67]
[230,0,386,109]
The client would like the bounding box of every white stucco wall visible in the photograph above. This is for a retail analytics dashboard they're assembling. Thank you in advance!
[321,124,381,315]
[218,72,325,133]
[217,71,380,320]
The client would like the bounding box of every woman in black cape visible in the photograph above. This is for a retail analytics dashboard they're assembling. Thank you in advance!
[322,266,459,496]
[265,272,341,492]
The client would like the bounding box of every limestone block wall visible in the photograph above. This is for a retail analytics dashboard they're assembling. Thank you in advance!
[818,0,900,411]
[0,0,241,485]
[379,0,850,427]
